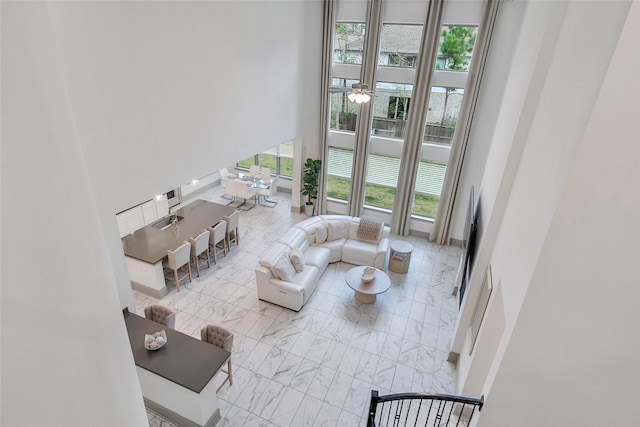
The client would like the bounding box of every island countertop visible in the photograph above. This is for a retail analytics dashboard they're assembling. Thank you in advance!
[121,199,235,264]
[123,309,230,393]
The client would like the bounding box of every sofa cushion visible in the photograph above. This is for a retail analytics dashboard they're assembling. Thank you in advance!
[315,224,328,244]
[280,228,310,253]
[290,249,305,272]
[259,243,291,271]
[294,266,320,304]
[319,238,345,263]
[295,216,324,239]
[342,238,379,266]
[304,246,331,274]
[273,252,296,281]
[327,220,347,241]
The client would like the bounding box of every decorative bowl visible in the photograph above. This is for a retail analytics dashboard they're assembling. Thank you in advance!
[144,329,167,351]
[361,267,376,283]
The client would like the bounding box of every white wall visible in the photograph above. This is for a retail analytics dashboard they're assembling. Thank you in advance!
[47,0,312,214]
[1,2,147,425]
[477,2,639,423]
[447,0,638,424]
[41,1,322,309]
[1,1,322,424]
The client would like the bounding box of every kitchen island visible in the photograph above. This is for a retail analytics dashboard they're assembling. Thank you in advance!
[122,200,235,297]
[124,309,230,427]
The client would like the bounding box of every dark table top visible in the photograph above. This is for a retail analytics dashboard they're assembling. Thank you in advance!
[121,199,235,264]
[123,309,230,393]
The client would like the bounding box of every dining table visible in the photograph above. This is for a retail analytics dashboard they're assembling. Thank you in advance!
[122,199,235,298]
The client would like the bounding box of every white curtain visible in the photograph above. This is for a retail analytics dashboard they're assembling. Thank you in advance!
[317,0,336,215]
[348,0,383,217]
[390,0,445,235]
[429,0,501,244]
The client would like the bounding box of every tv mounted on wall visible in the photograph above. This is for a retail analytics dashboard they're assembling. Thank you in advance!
[459,185,477,307]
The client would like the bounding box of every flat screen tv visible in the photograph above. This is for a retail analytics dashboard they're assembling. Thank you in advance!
[459,186,477,306]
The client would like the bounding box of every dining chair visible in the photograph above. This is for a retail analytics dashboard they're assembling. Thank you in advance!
[189,229,211,277]
[219,167,232,179]
[144,304,176,329]
[259,167,271,182]
[163,241,192,291]
[207,220,227,264]
[221,177,235,202]
[249,165,261,179]
[200,324,234,392]
[258,176,278,207]
[232,180,258,210]
[222,210,241,248]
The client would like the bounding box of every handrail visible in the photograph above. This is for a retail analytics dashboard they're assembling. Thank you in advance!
[367,390,484,427]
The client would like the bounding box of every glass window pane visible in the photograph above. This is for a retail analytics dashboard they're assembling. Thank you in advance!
[327,147,353,201]
[280,157,293,178]
[436,26,478,72]
[278,140,293,177]
[237,156,256,169]
[258,153,276,172]
[424,86,464,144]
[330,78,360,132]
[379,24,423,69]
[334,22,365,65]
[363,152,400,211]
[372,82,413,138]
[411,160,447,218]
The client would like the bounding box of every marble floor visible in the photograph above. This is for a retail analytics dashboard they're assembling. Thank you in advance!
[137,184,462,427]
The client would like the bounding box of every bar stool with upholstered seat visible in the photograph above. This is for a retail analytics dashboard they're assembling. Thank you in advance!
[200,324,234,392]
[222,210,241,249]
[144,304,176,329]
[207,220,227,264]
[189,229,211,277]
[163,241,192,292]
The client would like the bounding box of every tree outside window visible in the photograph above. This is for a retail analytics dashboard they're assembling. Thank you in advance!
[334,23,365,65]
[436,26,477,72]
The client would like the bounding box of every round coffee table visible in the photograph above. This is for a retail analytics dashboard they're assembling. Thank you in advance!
[345,266,391,303]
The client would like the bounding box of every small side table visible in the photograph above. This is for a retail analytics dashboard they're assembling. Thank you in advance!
[389,241,414,273]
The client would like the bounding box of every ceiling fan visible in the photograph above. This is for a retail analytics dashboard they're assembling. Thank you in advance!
[329,83,374,104]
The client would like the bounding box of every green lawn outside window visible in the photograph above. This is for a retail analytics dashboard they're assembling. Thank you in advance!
[327,176,439,218]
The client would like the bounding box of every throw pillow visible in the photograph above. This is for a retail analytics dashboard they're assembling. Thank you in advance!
[290,249,305,272]
[327,220,345,241]
[315,224,328,244]
[356,216,383,241]
[273,252,296,281]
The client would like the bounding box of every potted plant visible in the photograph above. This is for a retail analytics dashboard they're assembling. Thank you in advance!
[301,158,322,216]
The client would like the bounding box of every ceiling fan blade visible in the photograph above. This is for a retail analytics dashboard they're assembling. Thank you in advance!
[328,87,352,93]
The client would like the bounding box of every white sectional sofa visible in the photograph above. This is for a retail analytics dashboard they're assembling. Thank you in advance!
[255,215,390,311]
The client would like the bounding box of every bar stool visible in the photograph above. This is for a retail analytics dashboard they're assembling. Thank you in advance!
[200,324,234,392]
[163,241,192,292]
[189,229,211,277]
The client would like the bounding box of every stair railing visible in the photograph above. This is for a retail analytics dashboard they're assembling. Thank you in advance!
[367,390,484,427]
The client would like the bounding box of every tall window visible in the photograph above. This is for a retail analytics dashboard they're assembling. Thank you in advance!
[236,140,293,178]
[412,25,478,218]
[325,2,482,227]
